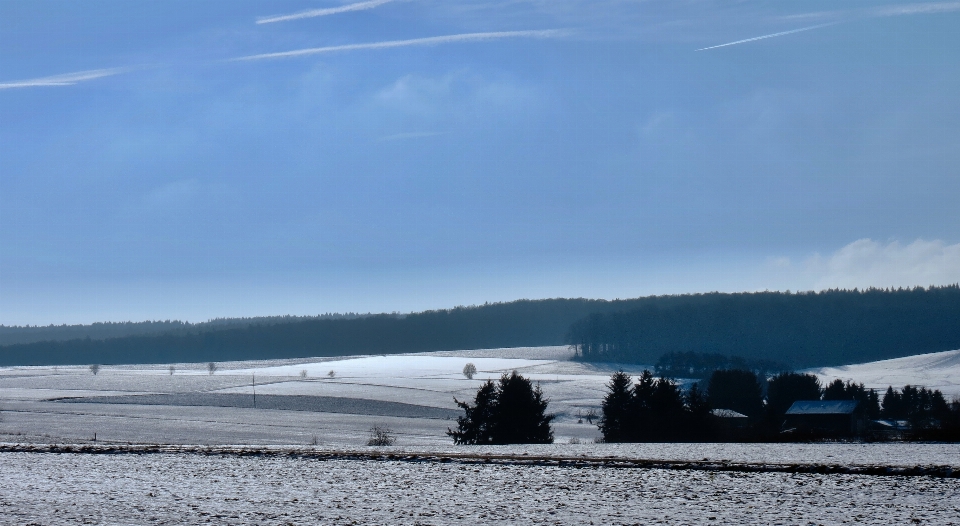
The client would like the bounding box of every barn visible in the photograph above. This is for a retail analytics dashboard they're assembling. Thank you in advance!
[783,400,862,436]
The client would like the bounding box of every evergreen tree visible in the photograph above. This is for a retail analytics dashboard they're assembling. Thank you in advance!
[882,386,904,419]
[448,380,498,445]
[448,371,554,445]
[598,371,633,443]
[707,369,763,418]
[649,376,685,440]
[492,371,554,444]
[684,382,713,440]
[822,379,848,400]
[631,370,657,440]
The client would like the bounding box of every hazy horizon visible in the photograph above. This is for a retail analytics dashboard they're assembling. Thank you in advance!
[3,1,960,325]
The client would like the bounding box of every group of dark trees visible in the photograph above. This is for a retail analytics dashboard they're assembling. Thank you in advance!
[448,371,554,445]
[598,370,713,442]
[599,369,960,442]
[655,351,789,380]
[568,285,960,367]
[879,384,955,430]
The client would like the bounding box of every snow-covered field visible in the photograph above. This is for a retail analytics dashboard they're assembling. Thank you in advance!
[2,346,960,447]
[3,346,960,524]
[3,450,958,525]
[0,346,641,446]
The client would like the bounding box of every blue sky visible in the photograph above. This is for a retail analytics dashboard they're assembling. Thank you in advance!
[2,0,959,324]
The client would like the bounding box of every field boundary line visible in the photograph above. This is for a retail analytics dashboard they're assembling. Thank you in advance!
[1,443,957,478]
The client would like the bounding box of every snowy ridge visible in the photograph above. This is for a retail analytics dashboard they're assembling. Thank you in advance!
[807,349,960,397]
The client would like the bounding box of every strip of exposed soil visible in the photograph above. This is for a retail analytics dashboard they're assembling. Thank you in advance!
[1,443,956,478]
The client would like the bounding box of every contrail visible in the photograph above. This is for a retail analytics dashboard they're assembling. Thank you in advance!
[875,1,960,16]
[257,0,396,24]
[233,30,564,61]
[0,68,124,89]
[696,22,837,51]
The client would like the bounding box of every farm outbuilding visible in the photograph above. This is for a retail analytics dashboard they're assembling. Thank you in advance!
[783,400,863,436]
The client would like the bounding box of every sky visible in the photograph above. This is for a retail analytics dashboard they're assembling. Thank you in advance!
[1,0,959,325]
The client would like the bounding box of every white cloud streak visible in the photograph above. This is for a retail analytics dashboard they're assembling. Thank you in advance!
[697,22,837,51]
[257,0,397,24]
[0,68,124,90]
[233,30,565,61]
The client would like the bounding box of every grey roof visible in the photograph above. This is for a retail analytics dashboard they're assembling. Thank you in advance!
[711,408,748,418]
[785,400,859,415]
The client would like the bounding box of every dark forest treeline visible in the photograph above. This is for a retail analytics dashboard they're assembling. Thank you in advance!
[568,285,960,368]
[0,313,375,346]
[4,286,960,366]
[0,299,637,366]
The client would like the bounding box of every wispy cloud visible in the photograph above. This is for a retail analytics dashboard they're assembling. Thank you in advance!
[806,239,960,291]
[697,23,837,51]
[0,68,124,90]
[766,239,960,291]
[257,0,397,24]
[233,30,565,61]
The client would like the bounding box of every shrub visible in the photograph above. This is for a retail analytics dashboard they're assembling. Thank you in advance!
[367,426,396,446]
[168,365,176,375]
[462,363,477,380]
[300,369,308,379]
[207,362,218,375]
[89,364,100,376]
[328,370,336,378]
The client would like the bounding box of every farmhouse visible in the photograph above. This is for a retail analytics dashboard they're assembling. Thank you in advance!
[783,400,863,436]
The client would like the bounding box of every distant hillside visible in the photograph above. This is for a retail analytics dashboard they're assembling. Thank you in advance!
[2,287,959,367]
[0,299,635,366]
[0,313,373,346]
[567,286,960,368]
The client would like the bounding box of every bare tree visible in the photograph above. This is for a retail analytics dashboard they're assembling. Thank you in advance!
[168,365,176,375]
[585,408,598,425]
[462,363,477,380]
[89,364,100,376]
[300,369,308,379]
[366,426,396,446]
[207,362,218,375]
[328,370,336,379]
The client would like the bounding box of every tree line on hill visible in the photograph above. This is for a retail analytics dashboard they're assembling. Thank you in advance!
[598,369,960,442]
[3,286,959,367]
[0,299,631,366]
[0,313,375,346]
[567,285,960,367]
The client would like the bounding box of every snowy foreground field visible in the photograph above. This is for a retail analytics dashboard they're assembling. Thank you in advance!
[2,346,960,524]
[3,447,960,525]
